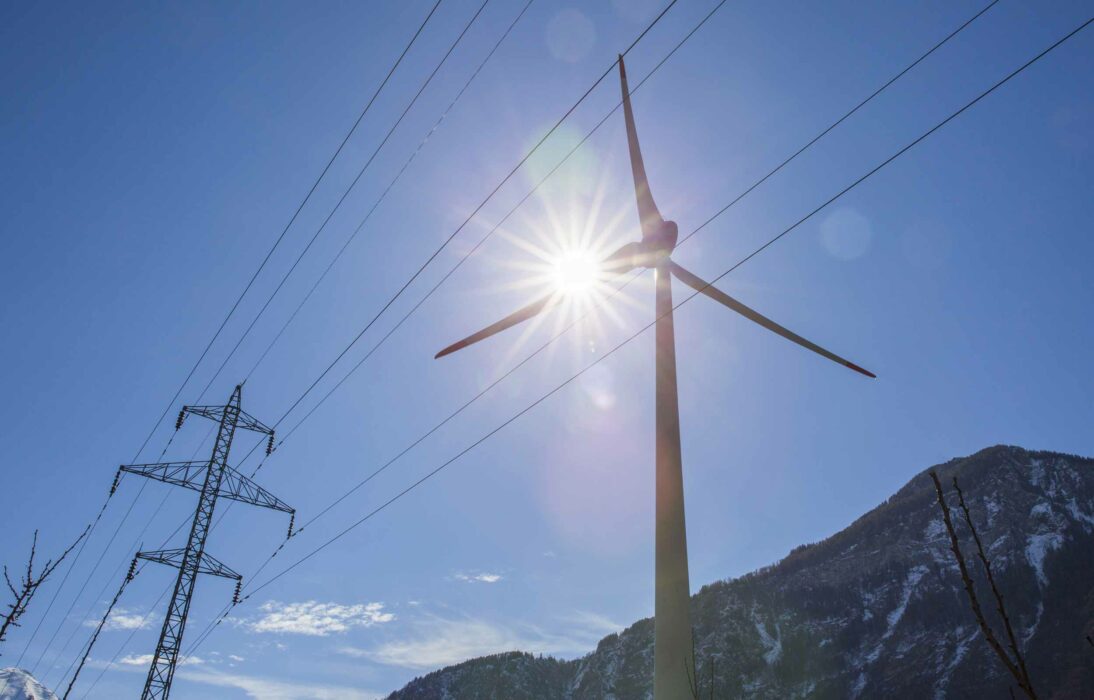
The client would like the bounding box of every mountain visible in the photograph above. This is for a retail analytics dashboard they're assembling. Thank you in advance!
[386,446,1094,699]
[0,669,58,700]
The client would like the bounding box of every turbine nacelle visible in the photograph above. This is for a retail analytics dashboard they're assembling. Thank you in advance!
[601,221,679,276]
[646,219,679,256]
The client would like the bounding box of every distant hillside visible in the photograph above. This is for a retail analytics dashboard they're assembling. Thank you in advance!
[387,446,1094,699]
[0,668,58,700]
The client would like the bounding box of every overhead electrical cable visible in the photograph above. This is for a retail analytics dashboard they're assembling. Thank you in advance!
[13,425,192,665]
[252,0,993,460]
[46,429,216,692]
[170,0,1009,658]
[244,0,537,382]
[133,0,445,460]
[16,0,444,667]
[180,0,679,496]
[187,0,537,552]
[177,12,1092,663]
[270,0,730,448]
[187,0,702,561]
[193,0,492,401]
[268,0,682,428]
[76,581,173,700]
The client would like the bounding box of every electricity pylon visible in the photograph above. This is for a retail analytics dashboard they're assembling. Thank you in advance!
[117,384,293,700]
[436,56,874,698]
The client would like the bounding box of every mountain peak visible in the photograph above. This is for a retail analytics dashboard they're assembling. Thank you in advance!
[0,668,59,700]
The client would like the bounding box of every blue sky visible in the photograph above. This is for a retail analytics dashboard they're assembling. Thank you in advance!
[1,0,1091,697]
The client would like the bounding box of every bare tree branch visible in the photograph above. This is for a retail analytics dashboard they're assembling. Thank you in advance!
[952,476,1035,693]
[930,471,1037,699]
[3,567,18,600]
[0,526,90,655]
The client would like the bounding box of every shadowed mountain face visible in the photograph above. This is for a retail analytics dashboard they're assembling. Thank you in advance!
[386,446,1094,699]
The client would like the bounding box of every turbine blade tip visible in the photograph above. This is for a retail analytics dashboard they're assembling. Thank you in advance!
[846,361,876,378]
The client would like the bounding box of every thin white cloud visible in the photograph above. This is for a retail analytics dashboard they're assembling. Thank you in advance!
[245,600,394,636]
[454,572,503,584]
[561,610,624,636]
[99,651,377,698]
[84,607,152,631]
[339,612,606,670]
[118,653,204,667]
[228,654,245,663]
[177,668,380,700]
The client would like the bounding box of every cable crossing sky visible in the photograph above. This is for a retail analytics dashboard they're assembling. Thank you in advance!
[172,7,1093,671]
[13,0,447,674]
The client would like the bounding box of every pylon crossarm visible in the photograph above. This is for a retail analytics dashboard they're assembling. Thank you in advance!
[121,462,209,491]
[233,409,274,436]
[180,404,228,427]
[137,548,241,580]
[196,551,241,580]
[136,548,186,570]
[219,467,293,514]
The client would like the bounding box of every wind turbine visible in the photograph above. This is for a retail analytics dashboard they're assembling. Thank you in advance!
[436,55,874,698]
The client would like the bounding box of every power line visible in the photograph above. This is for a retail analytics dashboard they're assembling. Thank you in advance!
[161,10,694,562]
[259,0,988,461]
[674,0,1003,249]
[15,0,445,669]
[76,580,173,700]
[244,0,537,383]
[272,0,730,450]
[168,0,1006,660]
[185,0,712,591]
[13,426,189,665]
[136,0,446,455]
[180,11,1092,660]
[187,0,539,545]
[45,428,217,692]
[172,0,1006,656]
[193,0,492,401]
[9,479,120,666]
[25,482,150,675]
[269,0,682,428]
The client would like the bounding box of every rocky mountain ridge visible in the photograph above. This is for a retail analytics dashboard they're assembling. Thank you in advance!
[387,445,1094,699]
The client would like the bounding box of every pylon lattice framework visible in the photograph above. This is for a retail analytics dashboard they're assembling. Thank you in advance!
[117,384,292,700]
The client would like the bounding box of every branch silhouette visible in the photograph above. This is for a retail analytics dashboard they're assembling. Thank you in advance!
[1,527,89,654]
[930,471,1036,699]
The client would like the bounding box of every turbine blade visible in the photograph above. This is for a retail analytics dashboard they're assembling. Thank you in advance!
[435,293,560,359]
[618,55,664,239]
[600,241,644,277]
[670,262,876,378]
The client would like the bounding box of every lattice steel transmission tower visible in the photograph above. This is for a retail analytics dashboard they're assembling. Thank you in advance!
[116,384,293,700]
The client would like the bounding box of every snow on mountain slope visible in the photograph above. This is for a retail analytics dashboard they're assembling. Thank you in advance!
[0,669,59,700]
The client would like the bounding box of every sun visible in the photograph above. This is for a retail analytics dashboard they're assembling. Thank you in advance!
[549,249,601,296]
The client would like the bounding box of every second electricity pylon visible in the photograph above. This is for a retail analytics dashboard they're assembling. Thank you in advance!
[117,384,293,700]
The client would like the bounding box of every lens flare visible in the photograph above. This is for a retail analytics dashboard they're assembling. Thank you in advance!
[549,250,601,296]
